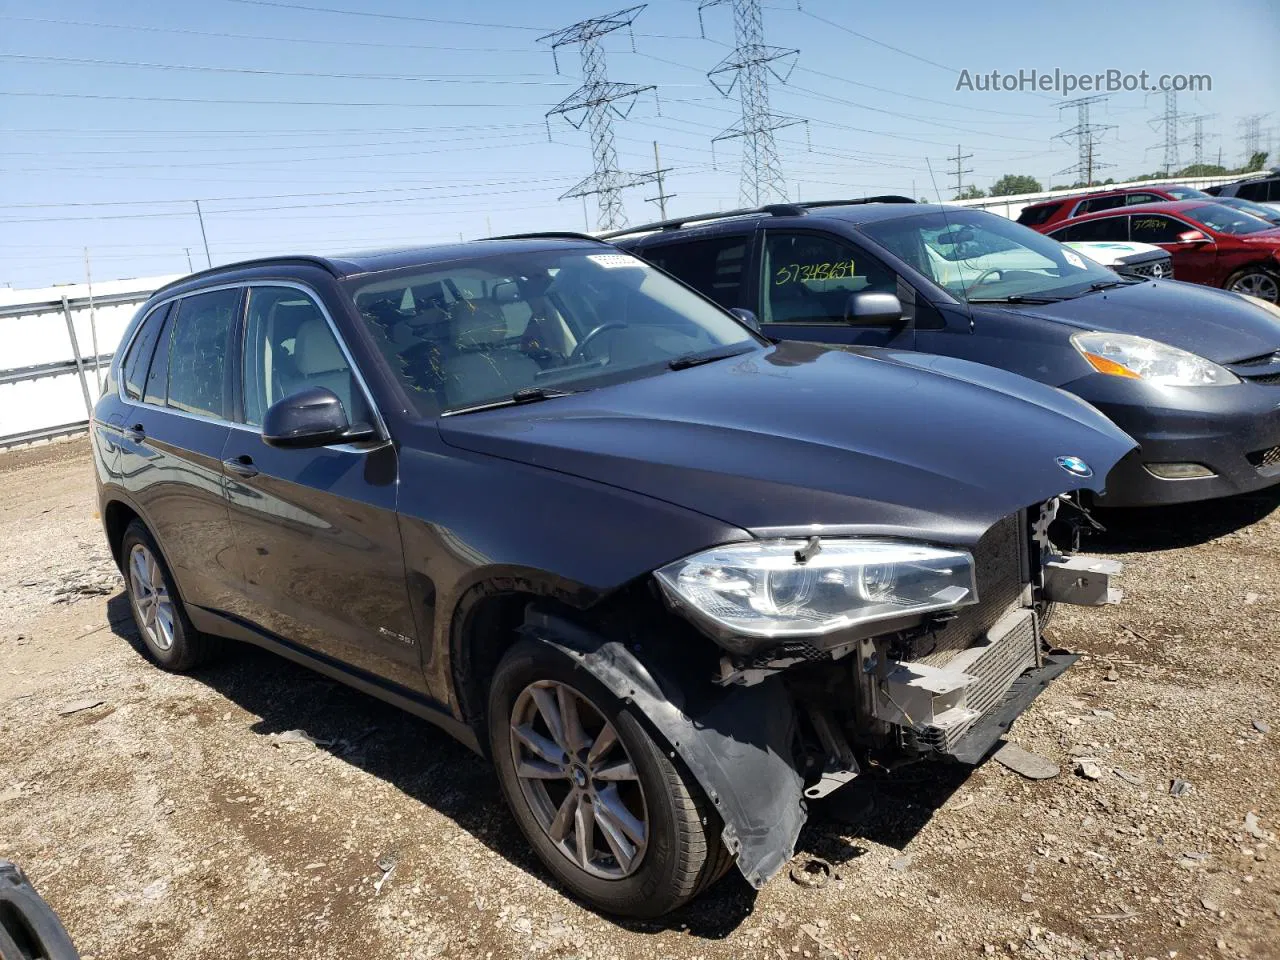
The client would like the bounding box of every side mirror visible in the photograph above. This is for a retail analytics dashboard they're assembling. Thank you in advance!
[262,386,375,448]
[1176,229,1210,244]
[845,291,904,326]
[729,307,761,332]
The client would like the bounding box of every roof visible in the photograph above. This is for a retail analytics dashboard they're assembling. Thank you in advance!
[150,236,603,298]
[1059,198,1222,221]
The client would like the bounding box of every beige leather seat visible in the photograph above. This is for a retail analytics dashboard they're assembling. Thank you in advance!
[440,299,540,407]
[284,318,356,417]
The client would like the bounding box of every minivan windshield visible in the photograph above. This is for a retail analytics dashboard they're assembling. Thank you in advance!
[861,209,1119,304]
[347,246,759,416]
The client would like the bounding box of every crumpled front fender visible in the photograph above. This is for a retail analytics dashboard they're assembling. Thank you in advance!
[520,608,805,889]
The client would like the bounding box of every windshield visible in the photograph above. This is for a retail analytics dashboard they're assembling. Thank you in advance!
[861,209,1118,303]
[1217,197,1280,223]
[1163,186,1211,200]
[1187,203,1277,235]
[346,247,758,415]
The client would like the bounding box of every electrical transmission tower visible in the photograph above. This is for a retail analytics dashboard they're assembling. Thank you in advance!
[945,145,974,199]
[699,0,804,207]
[539,6,658,232]
[1184,114,1216,168]
[1237,113,1269,165]
[1149,90,1181,176]
[1053,96,1115,186]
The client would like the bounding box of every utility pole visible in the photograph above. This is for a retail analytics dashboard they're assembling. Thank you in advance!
[539,6,658,232]
[1053,96,1114,186]
[644,141,675,218]
[83,247,102,392]
[1184,114,1217,168]
[945,144,974,199]
[1148,90,1181,176]
[699,0,804,207]
[194,200,212,267]
[184,247,193,272]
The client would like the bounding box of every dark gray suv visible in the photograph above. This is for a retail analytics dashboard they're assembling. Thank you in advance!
[91,238,1135,917]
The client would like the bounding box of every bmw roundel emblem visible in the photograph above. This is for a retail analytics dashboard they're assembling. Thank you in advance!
[1057,455,1093,478]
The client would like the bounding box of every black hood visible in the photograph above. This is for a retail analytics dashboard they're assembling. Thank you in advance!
[996,279,1280,364]
[438,341,1137,547]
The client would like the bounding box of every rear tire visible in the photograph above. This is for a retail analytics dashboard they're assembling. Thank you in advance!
[488,638,731,918]
[120,519,220,672]
[1225,267,1280,304]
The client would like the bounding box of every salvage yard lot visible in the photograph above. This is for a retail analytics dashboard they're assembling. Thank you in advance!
[1,438,1278,960]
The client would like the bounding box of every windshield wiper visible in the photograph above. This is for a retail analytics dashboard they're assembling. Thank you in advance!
[967,294,1068,304]
[444,387,578,415]
[667,345,753,370]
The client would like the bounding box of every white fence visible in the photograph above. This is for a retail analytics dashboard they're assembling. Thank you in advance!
[0,276,177,447]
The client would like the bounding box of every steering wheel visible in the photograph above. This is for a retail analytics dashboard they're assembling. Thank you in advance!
[970,267,1003,288]
[568,322,628,365]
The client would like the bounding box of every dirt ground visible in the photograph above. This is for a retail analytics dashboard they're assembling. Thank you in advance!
[1,437,1277,960]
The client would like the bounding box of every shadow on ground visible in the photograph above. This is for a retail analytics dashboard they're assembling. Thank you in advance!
[1087,483,1280,553]
[106,593,969,938]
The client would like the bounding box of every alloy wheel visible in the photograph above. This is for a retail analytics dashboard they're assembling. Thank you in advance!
[127,543,176,652]
[1229,272,1280,303]
[508,680,649,880]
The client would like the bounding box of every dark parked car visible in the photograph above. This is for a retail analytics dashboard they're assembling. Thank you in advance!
[1205,170,1280,210]
[612,200,1280,506]
[1016,184,1213,229]
[1043,199,1280,302]
[92,240,1135,917]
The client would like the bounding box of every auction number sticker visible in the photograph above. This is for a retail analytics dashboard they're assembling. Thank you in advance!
[774,260,856,285]
[587,253,641,269]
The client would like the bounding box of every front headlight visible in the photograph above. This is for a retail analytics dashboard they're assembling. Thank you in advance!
[1071,331,1239,386]
[654,539,977,639]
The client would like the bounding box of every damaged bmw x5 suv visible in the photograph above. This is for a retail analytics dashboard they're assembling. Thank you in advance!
[91,237,1136,917]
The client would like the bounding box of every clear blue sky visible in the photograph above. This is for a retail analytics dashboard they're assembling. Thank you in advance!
[2,0,1277,287]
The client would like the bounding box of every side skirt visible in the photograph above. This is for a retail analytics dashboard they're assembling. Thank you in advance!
[186,605,482,755]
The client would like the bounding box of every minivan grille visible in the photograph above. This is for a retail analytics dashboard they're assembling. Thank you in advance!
[1119,255,1174,280]
[1248,445,1280,470]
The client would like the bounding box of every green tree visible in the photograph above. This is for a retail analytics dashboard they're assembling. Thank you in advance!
[1241,151,1270,173]
[989,174,1043,196]
[954,185,986,200]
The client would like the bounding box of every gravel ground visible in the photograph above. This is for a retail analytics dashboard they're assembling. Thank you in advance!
[1,437,1277,960]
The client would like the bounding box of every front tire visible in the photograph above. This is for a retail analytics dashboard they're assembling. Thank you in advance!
[121,520,219,672]
[1225,267,1280,304]
[488,638,732,918]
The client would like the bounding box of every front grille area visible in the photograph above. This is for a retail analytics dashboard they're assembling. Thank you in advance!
[1119,255,1174,280]
[912,512,1024,667]
[1244,372,1280,385]
[1248,445,1280,470]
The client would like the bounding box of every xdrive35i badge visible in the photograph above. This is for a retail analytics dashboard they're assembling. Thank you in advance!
[1056,455,1093,478]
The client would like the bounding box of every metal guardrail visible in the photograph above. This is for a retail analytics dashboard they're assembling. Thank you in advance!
[0,289,151,448]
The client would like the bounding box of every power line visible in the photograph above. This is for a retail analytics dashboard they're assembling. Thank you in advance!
[699,0,803,206]
[540,5,659,231]
[0,90,552,109]
[0,53,572,86]
[222,0,550,31]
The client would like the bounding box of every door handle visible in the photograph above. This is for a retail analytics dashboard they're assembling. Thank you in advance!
[223,455,259,479]
[123,423,145,442]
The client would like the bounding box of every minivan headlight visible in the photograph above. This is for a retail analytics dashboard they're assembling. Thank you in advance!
[654,539,977,639]
[1071,332,1239,385]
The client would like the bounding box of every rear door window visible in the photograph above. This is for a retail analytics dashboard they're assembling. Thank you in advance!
[1074,195,1125,216]
[1237,181,1273,202]
[1124,193,1162,205]
[165,288,241,420]
[640,235,750,309]
[121,303,171,401]
[1129,215,1188,244]
[1052,216,1130,243]
[1015,203,1061,226]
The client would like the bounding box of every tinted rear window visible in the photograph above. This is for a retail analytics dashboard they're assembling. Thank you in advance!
[166,288,241,420]
[1016,203,1062,226]
[121,302,170,401]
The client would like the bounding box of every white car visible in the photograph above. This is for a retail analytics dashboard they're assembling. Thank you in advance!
[1065,241,1174,281]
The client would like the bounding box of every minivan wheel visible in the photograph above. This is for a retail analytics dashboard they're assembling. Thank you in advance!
[120,520,219,672]
[488,639,732,918]
[1226,268,1280,303]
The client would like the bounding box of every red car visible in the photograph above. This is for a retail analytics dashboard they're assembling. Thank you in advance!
[1043,200,1280,303]
[1016,184,1213,230]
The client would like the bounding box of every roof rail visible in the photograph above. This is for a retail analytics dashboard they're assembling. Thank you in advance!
[598,196,916,240]
[151,255,343,298]
[484,230,611,245]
